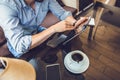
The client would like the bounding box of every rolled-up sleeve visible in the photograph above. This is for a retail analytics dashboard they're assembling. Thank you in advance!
[0,4,32,57]
[49,0,72,20]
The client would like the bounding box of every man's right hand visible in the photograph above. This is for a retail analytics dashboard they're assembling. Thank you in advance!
[51,20,76,32]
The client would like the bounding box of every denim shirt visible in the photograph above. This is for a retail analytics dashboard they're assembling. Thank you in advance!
[0,0,72,57]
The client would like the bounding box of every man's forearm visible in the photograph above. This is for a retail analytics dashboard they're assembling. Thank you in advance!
[30,18,78,49]
[30,26,56,49]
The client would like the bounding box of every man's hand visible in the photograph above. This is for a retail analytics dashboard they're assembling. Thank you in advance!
[74,17,89,33]
[51,17,89,33]
[74,17,88,27]
[52,20,76,32]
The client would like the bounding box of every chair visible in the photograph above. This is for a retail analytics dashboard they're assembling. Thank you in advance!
[90,0,116,40]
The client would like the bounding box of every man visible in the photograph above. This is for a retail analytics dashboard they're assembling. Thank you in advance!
[0,0,87,57]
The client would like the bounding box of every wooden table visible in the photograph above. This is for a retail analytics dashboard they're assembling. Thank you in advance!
[28,45,85,80]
